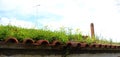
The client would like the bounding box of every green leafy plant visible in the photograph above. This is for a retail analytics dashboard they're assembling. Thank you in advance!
[84,36,95,44]
[0,25,119,45]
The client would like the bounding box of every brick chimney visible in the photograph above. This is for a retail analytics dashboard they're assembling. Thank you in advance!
[90,23,95,37]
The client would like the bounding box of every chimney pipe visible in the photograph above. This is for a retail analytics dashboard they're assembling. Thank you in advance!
[90,23,95,38]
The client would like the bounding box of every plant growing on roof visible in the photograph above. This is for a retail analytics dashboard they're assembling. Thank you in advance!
[74,28,83,42]
[0,25,120,45]
[84,36,95,44]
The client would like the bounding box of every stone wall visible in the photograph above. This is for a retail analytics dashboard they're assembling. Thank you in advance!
[0,53,120,57]
[0,48,120,57]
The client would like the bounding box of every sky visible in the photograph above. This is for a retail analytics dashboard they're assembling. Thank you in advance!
[0,0,120,42]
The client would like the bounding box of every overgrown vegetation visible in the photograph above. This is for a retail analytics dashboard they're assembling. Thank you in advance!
[0,25,119,45]
[0,25,79,43]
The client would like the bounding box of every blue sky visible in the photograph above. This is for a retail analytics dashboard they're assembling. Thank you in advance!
[0,0,120,42]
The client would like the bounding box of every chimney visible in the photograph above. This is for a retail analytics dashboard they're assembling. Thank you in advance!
[90,23,95,38]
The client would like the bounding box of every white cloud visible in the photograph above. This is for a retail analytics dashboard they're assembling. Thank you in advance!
[0,17,35,28]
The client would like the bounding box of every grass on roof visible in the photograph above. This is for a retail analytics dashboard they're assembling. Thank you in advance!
[0,25,119,45]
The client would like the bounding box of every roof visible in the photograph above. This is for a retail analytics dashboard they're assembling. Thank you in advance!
[1,37,119,49]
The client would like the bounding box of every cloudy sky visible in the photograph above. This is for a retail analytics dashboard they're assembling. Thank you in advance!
[0,0,120,42]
